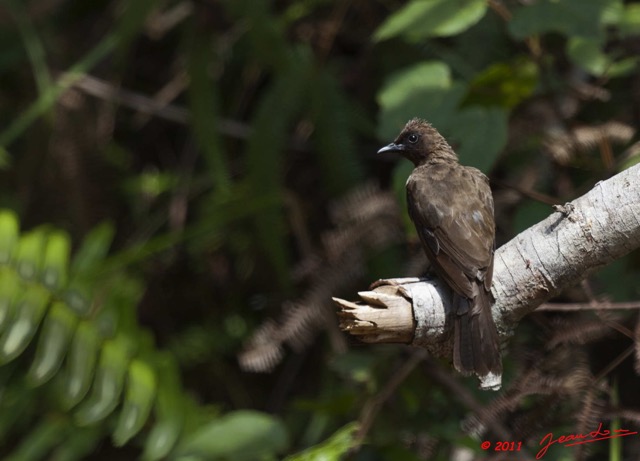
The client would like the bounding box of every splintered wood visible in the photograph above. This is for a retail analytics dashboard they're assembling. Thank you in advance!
[334,282,415,344]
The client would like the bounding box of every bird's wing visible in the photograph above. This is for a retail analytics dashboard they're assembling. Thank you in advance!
[406,165,495,301]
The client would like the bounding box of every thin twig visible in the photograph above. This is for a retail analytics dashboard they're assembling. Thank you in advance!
[145,1,194,39]
[69,73,311,150]
[487,0,511,21]
[70,73,253,138]
[71,73,189,122]
[132,71,189,127]
[424,358,516,441]
[537,301,640,311]
[355,349,427,445]
[493,179,559,205]
[593,345,635,383]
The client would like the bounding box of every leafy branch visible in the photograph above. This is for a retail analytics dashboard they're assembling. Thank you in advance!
[0,210,288,460]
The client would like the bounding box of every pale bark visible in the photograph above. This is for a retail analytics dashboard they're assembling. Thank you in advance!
[334,163,640,359]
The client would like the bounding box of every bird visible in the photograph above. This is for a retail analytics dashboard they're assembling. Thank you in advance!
[378,118,502,389]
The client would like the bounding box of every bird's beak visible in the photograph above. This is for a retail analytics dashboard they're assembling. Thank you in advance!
[377,142,405,154]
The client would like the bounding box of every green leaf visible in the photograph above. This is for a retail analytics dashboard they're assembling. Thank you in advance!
[618,4,640,36]
[74,336,131,426]
[0,146,11,169]
[0,210,19,264]
[284,422,359,461]
[70,222,115,275]
[63,279,93,317]
[186,25,230,194]
[14,229,47,281]
[142,354,185,460]
[567,37,638,77]
[122,170,179,200]
[142,393,184,461]
[377,61,459,140]
[27,301,77,386]
[49,426,104,461]
[223,0,289,69]
[93,274,144,338]
[112,360,157,446]
[619,152,640,172]
[0,268,20,332]
[4,418,67,461]
[0,33,118,149]
[59,320,102,409]
[567,37,610,76]
[602,1,625,26]
[6,0,52,95]
[453,106,508,172]
[508,0,616,39]
[375,0,487,41]
[244,54,309,290]
[66,222,115,316]
[309,71,363,195]
[465,58,539,108]
[378,61,508,171]
[379,61,451,104]
[0,284,50,364]
[114,0,157,46]
[41,230,70,290]
[177,410,289,460]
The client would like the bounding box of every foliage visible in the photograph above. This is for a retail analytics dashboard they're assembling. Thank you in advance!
[0,0,639,460]
[0,210,287,460]
[284,422,359,461]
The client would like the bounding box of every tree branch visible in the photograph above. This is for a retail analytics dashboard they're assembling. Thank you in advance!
[334,163,640,379]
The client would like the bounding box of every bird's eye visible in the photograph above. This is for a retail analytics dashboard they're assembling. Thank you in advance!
[407,134,419,144]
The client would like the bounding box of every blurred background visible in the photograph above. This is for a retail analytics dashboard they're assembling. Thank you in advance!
[1,0,640,460]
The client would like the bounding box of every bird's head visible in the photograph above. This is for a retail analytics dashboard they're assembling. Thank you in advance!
[377,118,456,166]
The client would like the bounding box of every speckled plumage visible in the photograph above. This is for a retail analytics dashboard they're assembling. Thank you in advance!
[379,118,502,382]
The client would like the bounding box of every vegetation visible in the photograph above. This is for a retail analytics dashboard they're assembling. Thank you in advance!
[0,0,639,460]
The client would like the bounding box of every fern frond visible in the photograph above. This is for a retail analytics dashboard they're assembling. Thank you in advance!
[547,314,617,348]
[0,210,286,460]
[544,121,634,164]
[239,183,402,372]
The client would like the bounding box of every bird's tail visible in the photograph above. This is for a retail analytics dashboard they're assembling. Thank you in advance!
[453,288,502,390]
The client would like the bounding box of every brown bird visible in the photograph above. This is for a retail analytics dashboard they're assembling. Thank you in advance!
[378,118,502,389]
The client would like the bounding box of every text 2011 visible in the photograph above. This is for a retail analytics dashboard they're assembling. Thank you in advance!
[495,441,522,451]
